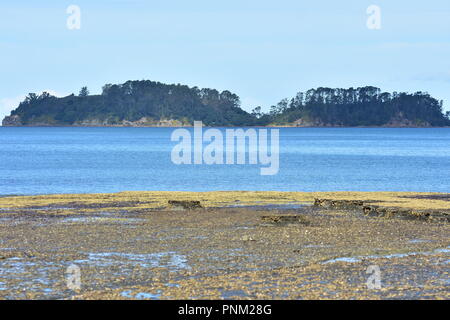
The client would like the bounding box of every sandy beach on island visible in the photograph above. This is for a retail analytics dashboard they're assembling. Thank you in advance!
[0,191,449,300]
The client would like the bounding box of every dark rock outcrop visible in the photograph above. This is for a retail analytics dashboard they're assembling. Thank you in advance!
[314,198,450,222]
[261,215,309,225]
[314,199,364,209]
[168,200,203,210]
[2,115,22,126]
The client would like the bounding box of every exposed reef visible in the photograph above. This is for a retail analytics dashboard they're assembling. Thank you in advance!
[314,198,450,222]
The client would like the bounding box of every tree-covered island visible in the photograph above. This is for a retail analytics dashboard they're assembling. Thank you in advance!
[3,80,450,127]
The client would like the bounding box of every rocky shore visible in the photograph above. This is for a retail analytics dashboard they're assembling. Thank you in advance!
[1,115,186,127]
[0,191,448,300]
[314,198,450,222]
[3,115,448,128]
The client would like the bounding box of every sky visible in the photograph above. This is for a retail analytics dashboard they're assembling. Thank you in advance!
[1,0,450,121]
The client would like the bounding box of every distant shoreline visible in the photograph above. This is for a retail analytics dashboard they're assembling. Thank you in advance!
[2,125,450,128]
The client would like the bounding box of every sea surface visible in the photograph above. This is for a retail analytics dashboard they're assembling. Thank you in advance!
[0,127,449,195]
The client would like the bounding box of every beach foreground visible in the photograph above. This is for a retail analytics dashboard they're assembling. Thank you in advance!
[0,191,449,300]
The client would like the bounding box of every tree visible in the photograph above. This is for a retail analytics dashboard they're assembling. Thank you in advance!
[276,99,289,113]
[79,86,89,97]
[102,84,113,95]
[24,93,38,104]
[39,92,52,100]
[251,106,262,118]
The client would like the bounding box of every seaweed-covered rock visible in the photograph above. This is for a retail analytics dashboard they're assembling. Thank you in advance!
[168,200,203,210]
[314,199,364,209]
[317,199,450,222]
[261,215,309,226]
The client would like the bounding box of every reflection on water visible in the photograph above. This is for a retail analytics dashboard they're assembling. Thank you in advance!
[322,246,450,264]
[121,290,162,300]
[73,252,190,270]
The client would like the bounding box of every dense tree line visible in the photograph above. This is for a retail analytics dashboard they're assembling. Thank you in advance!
[9,80,256,126]
[261,86,450,127]
[6,82,450,127]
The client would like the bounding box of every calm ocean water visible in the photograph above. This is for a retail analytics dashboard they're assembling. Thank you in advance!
[0,127,449,195]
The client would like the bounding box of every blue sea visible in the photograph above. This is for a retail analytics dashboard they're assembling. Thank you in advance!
[0,127,449,195]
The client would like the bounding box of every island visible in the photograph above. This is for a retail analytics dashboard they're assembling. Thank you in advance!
[3,80,450,127]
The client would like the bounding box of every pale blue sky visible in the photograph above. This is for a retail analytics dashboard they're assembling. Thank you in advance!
[1,0,450,120]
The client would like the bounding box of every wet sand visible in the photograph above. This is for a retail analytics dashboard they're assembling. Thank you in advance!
[0,192,449,300]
